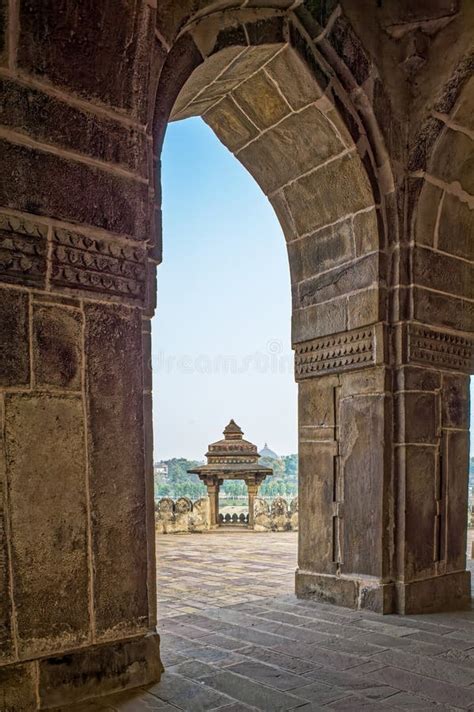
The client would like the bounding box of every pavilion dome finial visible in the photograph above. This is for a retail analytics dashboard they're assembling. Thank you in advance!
[223,419,243,440]
[188,420,272,479]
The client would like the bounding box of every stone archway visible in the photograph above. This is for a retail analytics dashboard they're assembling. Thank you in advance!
[154,8,393,616]
[0,1,473,708]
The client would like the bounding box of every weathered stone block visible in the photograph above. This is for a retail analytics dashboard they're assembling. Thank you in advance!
[233,70,290,129]
[33,304,82,390]
[395,392,438,444]
[438,193,474,261]
[0,662,37,712]
[396,571,470,614]
[204,96,258,153]
[414,246,473,300]
[238,104,344,194]
[171,46,244,119]
[295,571,358,609]
[445,431,469,572]
[287,217,353,284]
[353,208,379,255]
[299,253,379,307]
[395,366,441,392]
[359,581,395,614]
[442,373,469,428]
[38,632,162,709]
[219,45,281,83]
[298,440,336,573]
[0,78,148,174]
[291,297,347,343]
[402,445,437,580]
[413,287,474,332]
[347,288,381,330]
[84,303,148,639]
[284,152,373,236]
[5,394,90,657]
[340,367,388,398]
[0,140,149,238]
[340,394,388,578]
[0,290,29,387]
[299,376,338,428]
[266,46,322,110]
[17,0,153,118]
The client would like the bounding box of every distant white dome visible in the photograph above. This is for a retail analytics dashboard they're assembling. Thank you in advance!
[259,443,278,460]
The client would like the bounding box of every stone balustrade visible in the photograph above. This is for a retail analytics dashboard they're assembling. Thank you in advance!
[154,496,298,533]
[155,497,209,534]
[254,497,298,532]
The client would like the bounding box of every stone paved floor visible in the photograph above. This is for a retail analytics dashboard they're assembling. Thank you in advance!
[64,530,474,712]
[155,530,297,619]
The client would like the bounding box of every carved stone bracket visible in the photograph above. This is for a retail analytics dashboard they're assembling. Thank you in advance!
[407,323,474,373]
[51,228,147,303]
[294,324,384,381]
[0,212,47,287]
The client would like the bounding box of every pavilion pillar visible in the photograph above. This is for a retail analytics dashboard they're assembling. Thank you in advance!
[204,476,220,528]
[246,479,259,530]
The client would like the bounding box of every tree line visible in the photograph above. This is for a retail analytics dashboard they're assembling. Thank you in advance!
[154,454,298,501]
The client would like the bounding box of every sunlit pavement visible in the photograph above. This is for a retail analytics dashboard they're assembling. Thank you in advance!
[62,530,474,711]
[156,529,297,619]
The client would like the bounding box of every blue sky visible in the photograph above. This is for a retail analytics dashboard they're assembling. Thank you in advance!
[152,117,297,460]
[153,116,473,461]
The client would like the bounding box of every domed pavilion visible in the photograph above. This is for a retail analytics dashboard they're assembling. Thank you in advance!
[188,420,273,529]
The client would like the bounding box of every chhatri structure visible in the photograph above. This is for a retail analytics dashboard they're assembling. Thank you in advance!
[188,420,273,529]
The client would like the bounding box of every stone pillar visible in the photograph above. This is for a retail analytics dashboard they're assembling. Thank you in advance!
[204,477,220,528]
[0,1,163,707]
[393,352,471,613]
[295,321,472,614]
[247,479,259,530]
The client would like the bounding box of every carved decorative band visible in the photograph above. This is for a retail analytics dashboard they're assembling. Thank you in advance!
[51,228,146,303]
[208,458,257,464]
[0,213,47,287]
[408,324,474,373]
[295,326,376,380]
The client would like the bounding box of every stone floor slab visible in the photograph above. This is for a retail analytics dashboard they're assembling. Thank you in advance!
[198,670,305,711]
[61,530,473,711]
